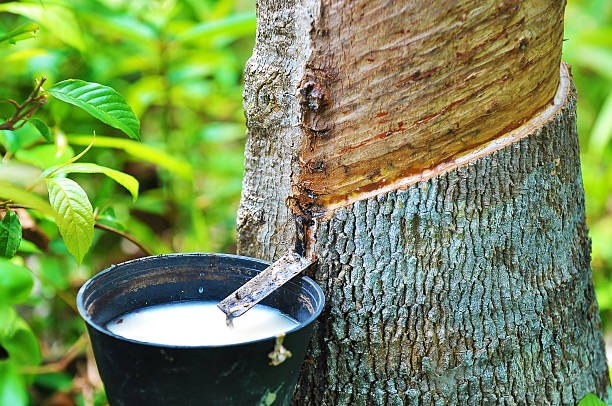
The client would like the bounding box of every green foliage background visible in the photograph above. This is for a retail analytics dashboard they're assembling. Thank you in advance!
[0,0,254,404]
[0,0,610,404]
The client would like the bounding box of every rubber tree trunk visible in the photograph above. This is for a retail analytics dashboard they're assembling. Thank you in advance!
[237,1,610,404]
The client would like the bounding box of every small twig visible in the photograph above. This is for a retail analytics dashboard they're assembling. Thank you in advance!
[0,99,20,109]
[94,222,153,256]
[0,78,47,131]
[15,99,46,123]
[20,334,88,375]
[1,204,30,210]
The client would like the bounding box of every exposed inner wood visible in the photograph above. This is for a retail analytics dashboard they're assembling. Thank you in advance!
[307,63,570,218]
[294,0,565,216]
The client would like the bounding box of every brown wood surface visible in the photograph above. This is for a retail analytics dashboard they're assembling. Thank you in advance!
[294,0,565,216]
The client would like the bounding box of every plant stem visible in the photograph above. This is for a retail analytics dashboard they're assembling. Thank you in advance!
[0,78,48,131]
[94,222,153,256]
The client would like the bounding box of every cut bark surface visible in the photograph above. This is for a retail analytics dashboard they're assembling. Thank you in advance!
[295,0,564,213]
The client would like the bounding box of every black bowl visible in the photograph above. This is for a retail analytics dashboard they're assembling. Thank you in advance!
[77,253,325,406]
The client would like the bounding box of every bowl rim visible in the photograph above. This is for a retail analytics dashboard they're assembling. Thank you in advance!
[76,252,325,349]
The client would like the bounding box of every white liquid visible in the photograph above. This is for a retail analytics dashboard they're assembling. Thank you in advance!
[106,301,298,346]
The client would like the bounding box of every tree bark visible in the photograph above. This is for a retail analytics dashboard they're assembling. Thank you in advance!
[294,71,610,405]
[238,1,610,404]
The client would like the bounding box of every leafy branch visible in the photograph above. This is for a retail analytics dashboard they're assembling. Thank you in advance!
[0,78,48,131]
[1,78,143,264]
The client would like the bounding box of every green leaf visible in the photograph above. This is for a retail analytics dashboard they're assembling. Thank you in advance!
[67,135,192,179]
[0,22,38,46]
[0,183,55,219]
[0,310,40,366]
[0,3,84,51]
[45,163,138,200]
[17,239,41,255]
[34,373,73,391]
[578,394,606,406]
[0,122,44,153]
[0,210,21,259]
[0,362,27,406]
[47,80,141,141]
[46,177,94,264]
[96,208,126,232]
[29,119,52,142]
[0,305,16,337]
[0,259,33,305]
[5,322,40,366]
[37,256,69,290]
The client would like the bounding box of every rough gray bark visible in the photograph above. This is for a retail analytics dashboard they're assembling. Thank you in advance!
[237,0,315,258]
[241,87,610,404]
[237,1,610,404]
[292,89,609,405]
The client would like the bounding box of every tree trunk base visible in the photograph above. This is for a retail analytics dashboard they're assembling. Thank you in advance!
[290,66,610,405]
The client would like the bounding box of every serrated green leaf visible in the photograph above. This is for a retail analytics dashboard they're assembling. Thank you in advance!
[0,210,21,259]
[0,3,84,51]
[67,135,192,179]
[0,259,33,305]
[46,163,138,200]
[0,183,55,219]
[47,80,141,141]
[578,394,606,406]
[29,119,52,142]
[46,177,94,264]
